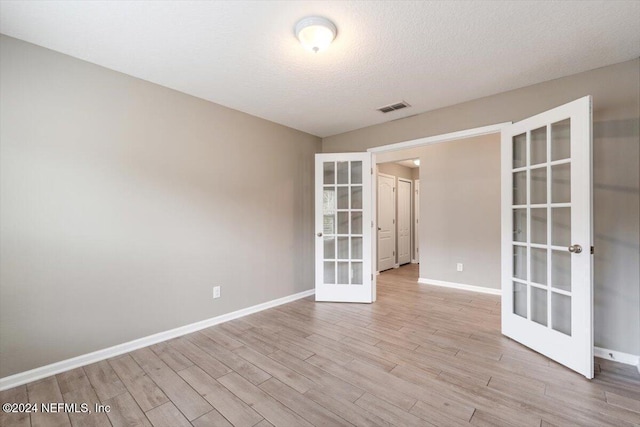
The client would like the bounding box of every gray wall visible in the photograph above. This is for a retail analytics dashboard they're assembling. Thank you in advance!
[324,59,640,356]
[377,162,414,180]
[419,134,501,289]
[376,137,500,289]
[0,36,321,378]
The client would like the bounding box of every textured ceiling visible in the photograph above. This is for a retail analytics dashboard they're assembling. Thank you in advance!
[1,1,639,137]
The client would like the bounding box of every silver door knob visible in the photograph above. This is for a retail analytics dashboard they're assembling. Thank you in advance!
[568,244,582,254]
[317,232,323,237]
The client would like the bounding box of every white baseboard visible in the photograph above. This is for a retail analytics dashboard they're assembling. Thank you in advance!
[0,288,315,391]
[411,259,419,264]
[594,347,640,369]
[418,278,501,295]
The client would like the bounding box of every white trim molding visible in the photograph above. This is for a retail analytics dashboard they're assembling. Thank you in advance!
[418,278,501,295]
[367,122,511,154]
[0,288,315,391]
[594,347,640,369]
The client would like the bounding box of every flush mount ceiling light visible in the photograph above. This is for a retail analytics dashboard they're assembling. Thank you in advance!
[295,16,337,53]
[414,159,420,166]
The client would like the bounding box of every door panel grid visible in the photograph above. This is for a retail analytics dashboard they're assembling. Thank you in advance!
[323,160,364,285]
[511,120,574,335]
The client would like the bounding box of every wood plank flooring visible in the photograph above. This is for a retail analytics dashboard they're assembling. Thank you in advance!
[2,264,639,426]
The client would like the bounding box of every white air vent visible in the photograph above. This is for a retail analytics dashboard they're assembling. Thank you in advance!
[377,101,411,113]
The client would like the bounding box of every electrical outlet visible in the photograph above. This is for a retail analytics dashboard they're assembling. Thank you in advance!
[213,286,221,299]
[456,263,463,272]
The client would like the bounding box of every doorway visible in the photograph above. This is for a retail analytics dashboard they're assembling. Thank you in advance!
[376,160,419,272]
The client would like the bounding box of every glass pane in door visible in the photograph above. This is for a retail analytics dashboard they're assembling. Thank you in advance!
[530,208,547,244]
[324,262,335,284]
[351,186,362,209]
[531,287,548,326]
[324,237,335,259]
[551,250,571,292]
[514,282,527,318]
[531,248,547,285]
[351,212,362,234]
[337,237,349,259]
[337,262,349,284]
[513,246,527,280]
[530,167,547,204]
[552,208,571,247]
[551,119,571,161]
[513,133,526,168]
[552,163,571,203]
[351,237,363,259]
[352,262,363,285]
[531,126,547,165]
[337,187,349,209]
[337,212,349,234]
[513,171,527,205]
[552,292,571,335]
[337,161,349,184]
[323,213,335,235]
[324,162,335,184]
[351,161,362,184]
[513,209,527,242]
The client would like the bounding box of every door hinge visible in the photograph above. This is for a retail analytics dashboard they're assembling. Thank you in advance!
[393,187,395,192]
[393,251,395,256]
[371,273,373,280]
[392,219,395,224]
[371,168,373,175]
[591,246,595,254]
[371,220,374,227]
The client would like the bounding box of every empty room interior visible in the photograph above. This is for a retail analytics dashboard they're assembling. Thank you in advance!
[1,1,639,427]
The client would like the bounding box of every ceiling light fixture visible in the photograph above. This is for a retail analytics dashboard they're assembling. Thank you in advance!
[414,159,420,166]
[295,16,337,53]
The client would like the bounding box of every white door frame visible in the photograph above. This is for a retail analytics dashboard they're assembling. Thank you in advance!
[367,122,511,300]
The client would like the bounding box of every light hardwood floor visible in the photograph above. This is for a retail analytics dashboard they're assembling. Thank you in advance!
[2,264,639,426]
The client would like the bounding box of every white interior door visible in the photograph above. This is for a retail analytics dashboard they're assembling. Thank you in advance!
[414,179,420,262]
[316,153,373,303]
[397,179,412,265]
[501,96,593,378]
[377,173,396,271]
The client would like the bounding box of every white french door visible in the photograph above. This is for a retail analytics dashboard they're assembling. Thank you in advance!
[501,96,593,378]
[397,178,412,265]
[377,173,396,271]
[315,153,373,303]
